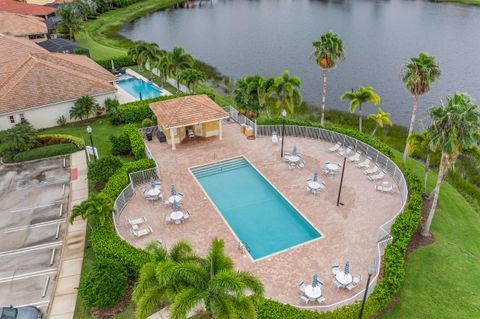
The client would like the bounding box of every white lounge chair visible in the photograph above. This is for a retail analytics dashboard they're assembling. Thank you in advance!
[299,295,310,305]
[368,171,386,181]
[346,275,362,291]
[375,183,394,193]
[164,214,171,224]
[338,147,352,157]
[132,226,153,238]
[328,142,342,152]
[364,165,379,175]
[126,216,146,226]
[347,152,361,163]
[356,158,371,168]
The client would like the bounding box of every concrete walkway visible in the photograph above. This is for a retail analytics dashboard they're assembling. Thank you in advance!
[49,152,88,319]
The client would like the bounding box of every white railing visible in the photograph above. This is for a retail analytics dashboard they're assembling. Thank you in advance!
[256,124,408,311]
[227,106,257,136]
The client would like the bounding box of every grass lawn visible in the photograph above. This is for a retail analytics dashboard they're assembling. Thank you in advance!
[39,117,123,158]
[431,0,480,5]
[77,31,127,61]
[380,152,480,318]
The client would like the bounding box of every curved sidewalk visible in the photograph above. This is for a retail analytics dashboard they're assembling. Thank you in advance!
[49,152,88,319]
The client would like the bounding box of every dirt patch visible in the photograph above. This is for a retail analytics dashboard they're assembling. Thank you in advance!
[94,181,106,192]
[90,279,135,319]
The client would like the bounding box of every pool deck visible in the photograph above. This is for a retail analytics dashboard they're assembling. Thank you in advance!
[117,121,402,306]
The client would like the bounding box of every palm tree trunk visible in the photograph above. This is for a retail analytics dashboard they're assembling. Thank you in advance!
[423,153,430,194]
[320,69,327,126]
[371,124,378,136]
[422,152,447,236]
[402,95,419,162]
[176,70,180,90]
[359,104,363,132]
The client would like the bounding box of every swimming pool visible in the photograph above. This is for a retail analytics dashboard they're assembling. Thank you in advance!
[117,77,163,100]
[191,157,321,260]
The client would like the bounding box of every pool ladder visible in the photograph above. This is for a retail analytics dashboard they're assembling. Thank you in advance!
[238,241,251,256]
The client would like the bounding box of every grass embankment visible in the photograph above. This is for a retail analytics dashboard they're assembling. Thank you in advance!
[430,0,480,5]
[77,0,183,60]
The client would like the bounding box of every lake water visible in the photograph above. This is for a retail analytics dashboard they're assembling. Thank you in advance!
[120,0,480,126]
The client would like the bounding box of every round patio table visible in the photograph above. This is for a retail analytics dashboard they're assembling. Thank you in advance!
[335,272,353,286]
[170,211,184,224]
[326,163,340,171]
[304,285,322,299]
[307,181,322,190]
[288,155,301,163]
[147,188,161,197]
[168,195,183,204]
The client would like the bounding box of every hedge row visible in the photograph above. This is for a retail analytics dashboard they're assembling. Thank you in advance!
[123,124,146,160]
[95,56,134,70]
[37,134,85,149]
[13,143,78,162]
[254,119,422,319]
[89,159,156,275]
[110,94,190,125]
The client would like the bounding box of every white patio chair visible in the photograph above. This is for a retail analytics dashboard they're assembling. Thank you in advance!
[316,296,326,304]
[347,152,361,163]
[126,216,146,226]
[132,226,153,238]
[356,158,371,168]
[353,274,362,284]
[364,165,379,175]
[375,183,393,193]
[297,161,305,169]
[298,280,306,292]
[338,147,352,157]
[164,214,171,224]
[183,211,191,220]
[289,162,297,170]
[163,200,170,207]
[333,279,344,289]
[368,171,386,181]
[331,264,340,275]
[328,142,342,153]
[299,295,310,305]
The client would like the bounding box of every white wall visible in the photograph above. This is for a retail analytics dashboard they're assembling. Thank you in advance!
[0,92,116,130]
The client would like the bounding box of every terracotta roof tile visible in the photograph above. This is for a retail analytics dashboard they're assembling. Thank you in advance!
[0,0,55,16]
[150,95,229,129]
[0,33,46,64]
[0,12,47,37]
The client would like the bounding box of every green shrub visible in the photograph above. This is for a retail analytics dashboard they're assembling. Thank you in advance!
[56,115,67,126]
[123,124,145,160]
[78,257,129,309]
[13,143,78,162]
[88,156,123,183]
[110,133,131,155]
[37,134,85,149]
[105,97,120,113]
[141,118,153,127]
[95,56,134,69]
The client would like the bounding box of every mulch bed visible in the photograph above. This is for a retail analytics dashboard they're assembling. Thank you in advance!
[90,279,135,319]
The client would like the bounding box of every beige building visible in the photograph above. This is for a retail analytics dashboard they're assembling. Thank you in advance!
[149,95,229,150]
[0,11,48,42]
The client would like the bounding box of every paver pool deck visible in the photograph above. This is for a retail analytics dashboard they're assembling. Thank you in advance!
[118,122,402,306]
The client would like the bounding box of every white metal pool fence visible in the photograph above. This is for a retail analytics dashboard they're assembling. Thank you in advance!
[227,106,257,136]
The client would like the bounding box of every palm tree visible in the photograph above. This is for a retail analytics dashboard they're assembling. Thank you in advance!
[312,31,345,126]
[401,53,441,163]
[0,123,37,153]
[70,96,97,121]
[271,70,302,114]
[128,42,148,71]
[133,240,198,319]
[155,53,174,85]
[75,0,93,21]
[169,47,195,90]
[163,239,264,319]
[422,93,480,236]
[56,5,84,41]
[234,75,266,116]
[69,194,113,225]
[178,68,206,93]
[367,107,392,136]
[407,129,433,194]
[139,43,163,79]
[341,87,381,132]
[257,76,275,117]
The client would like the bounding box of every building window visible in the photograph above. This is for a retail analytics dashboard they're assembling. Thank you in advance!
[19,114,26,123]
[9,116,15,124]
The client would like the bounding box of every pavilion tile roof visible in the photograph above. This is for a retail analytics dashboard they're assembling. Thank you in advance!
[0,11,48,37]
[150,95,229,129]
[0,0,56,16]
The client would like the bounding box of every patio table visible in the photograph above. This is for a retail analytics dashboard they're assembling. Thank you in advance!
[304,285,322,299]
[170,211,184,224]
[168,195,183,204]
[288,155,301,163]
[326,163,341,171]
[147,188,161,197]
[307,181,322,190]
[335,272,353,286]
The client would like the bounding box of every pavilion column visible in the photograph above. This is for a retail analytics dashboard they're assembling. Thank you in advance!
[170,128,176,150]
[219,120,223,140]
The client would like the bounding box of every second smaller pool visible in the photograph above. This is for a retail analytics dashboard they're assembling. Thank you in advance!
[117,77,163,100]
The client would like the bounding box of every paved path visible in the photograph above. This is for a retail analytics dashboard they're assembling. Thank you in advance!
[49,152,88,319]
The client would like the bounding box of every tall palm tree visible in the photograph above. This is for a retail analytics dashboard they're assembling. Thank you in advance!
[56,4,84,41]
[422,93,479,236]
[401,53,441,163]
[178,68,206,93]
[70,96,97,121]
[69,194,113,225]
[367,107,392,136]
[155,53,174,85]
[170,47,195,90]
[133,241,198,319]
[271,70,302,114]
[139,43,163,79]
[407,129,433,195]
[341,86,381,132]
[128,42,148,71]
[312,31,345,126]
[257,76,275,117]
[164,239,264,319]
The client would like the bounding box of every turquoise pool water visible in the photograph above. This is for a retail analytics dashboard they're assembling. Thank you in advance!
[192,157,321,260]
[117,77,162,100]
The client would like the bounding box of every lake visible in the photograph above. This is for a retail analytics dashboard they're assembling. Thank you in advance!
[120,0,480,126]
